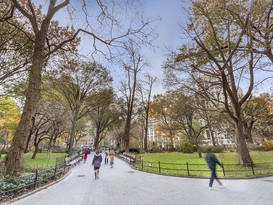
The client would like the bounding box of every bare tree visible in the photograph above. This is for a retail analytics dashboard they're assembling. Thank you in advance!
[138,74,157,151]
[3,0,155,175]
[119,41,148,152]
[164,0,265,166]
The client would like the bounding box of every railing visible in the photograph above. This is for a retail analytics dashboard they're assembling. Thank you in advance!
[0,154,82,202]
[132,159,273,178]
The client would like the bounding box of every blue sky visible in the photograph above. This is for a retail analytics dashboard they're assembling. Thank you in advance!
[52,0,271,95]
[140,0,186,94]
[66,0,187,95]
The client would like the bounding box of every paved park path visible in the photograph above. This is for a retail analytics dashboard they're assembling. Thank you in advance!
[5,152,273,205]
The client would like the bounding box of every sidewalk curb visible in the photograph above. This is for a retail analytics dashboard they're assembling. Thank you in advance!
[3,171,71,205]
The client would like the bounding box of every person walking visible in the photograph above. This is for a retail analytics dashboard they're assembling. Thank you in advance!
[92,149,102,180]
[109,148,115,168]
[104,149,109,164]
[83,149,89,163]
[205,148,224,190]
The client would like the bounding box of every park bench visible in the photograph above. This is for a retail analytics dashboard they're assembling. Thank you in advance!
[122,152,139,164]
[65,154,83,169]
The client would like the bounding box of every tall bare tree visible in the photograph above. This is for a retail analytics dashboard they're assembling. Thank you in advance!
[138,74,157,151]
[3,0,153,174]
[165,0,264,166]
[120,42,148,152]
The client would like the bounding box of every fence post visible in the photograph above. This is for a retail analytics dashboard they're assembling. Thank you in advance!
[64,157,66,173]
[221,163,226,177]
[54,163,57,179]
[186,162,190,176]
[34,170,38,189]
[141,159,143,170]
[158,161,161,173]
[251,162,255,175]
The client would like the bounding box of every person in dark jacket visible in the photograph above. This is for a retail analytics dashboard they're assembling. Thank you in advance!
[205,148,223,190]
[92,149,103,180]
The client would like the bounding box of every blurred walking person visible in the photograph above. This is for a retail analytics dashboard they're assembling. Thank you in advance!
[205,148,224,190]
[92,149,102,180]
[105,149,109,164]
[83,148,89,163]
[109,148,115,168]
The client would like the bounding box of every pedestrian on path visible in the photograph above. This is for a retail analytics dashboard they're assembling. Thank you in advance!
[205,148,223,190]
[105,149,109,164]
[92,149,102,180]
[83,149,89,163]
[109,148,115,168]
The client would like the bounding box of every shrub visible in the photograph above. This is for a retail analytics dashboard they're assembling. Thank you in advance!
[129,148,140,154]
[180,142,196,153]
[247,143,260,151]
[148,145,162,153]
[260,140,273,151]
[117,148,140,154]
[201,146,225,153]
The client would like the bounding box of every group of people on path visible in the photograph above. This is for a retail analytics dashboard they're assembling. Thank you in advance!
[84,146,224,186]
[82,147,115,180]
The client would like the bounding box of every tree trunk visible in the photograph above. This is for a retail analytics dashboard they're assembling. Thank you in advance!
[5,40,44,175]
[94,131,100,150]
[208,124,216,146]
[124,125,130,152]
[236,119,253,166]
[67,118,76,156]
[243,121,254,143]
[169,134,174,150]
[196,145,202,158]
[24,117,35,153]
[144,122,148,152]
[47,136,54,153]
[31,145,38,159]
[124,108,132,153]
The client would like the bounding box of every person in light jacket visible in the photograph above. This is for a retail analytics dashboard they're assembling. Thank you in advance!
[109,149,115,168]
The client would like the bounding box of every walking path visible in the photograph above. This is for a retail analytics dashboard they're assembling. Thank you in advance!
[4,152,273,205]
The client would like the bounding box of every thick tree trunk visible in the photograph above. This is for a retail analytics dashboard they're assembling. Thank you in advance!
[3,0,70,175]
[24,117,35,153]
[5,43,43,175]
[236,119,253,166]
[243,121,254,143]
[67,118,77,156]
[94,131,100,150]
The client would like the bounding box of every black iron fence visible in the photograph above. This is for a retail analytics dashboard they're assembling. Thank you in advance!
[132,159,273,178]
[0,153,82,201]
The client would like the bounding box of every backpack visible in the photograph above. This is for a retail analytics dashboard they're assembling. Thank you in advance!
[93,155,102,167]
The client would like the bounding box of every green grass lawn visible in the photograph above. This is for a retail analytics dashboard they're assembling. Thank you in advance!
[22,153,67,169]
[134,151,273,178]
